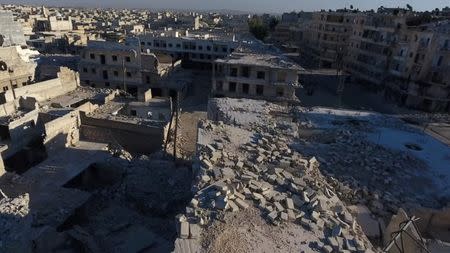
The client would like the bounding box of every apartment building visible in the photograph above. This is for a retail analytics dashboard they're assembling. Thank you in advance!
[212,50,303,102]
[297,9,450,111]
[302,11,355,68]
[79,40,143,95]
[344,13,410,86]
[138,33,239,67]
[385,21,450,111]
[0,11,26,46]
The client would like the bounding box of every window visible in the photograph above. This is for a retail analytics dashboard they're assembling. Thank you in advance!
[216,81,223,91]
[176,44,181,48]
[105,82,110,87]
[257,71,265,80]
[229,82,236,92]
[83,68,88,73]
[102,70,108,80]
[437,56,443,66]
[90,53,95,59]
[198,45,203,50]
[276,87,284,97]
[242,83,249,94]
[112,55,118,61]
[222,47,227,53]
[241,66,250,78]
[199,54,204,59]
[126,56,131,62]
[206,45,211,51]
[12,84,17,89]
[192,53,197,59]
[3,86,8,91]
[168,43,173,47]
[100,55,106,64]
[91,68,96,74]
[146,76,150,84]
[126,72,132,78]
[230,68,238,77]
[140,42,145,46]
[130,110,137,116]
[256,85,264,95]
[277,72,287,82]
[113,71,118,77]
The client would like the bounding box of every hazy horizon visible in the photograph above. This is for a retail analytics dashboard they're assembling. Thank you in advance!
[0,0,449,13]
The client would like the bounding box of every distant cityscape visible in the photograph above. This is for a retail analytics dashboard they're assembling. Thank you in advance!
[0,3,450,253]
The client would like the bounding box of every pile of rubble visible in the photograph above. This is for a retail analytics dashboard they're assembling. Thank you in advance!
[0,193,32,253]
[175,119,377,252]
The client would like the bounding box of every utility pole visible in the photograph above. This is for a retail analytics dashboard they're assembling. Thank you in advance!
[173,91,180,161]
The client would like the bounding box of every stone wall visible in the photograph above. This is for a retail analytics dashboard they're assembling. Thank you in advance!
[79,112,167,154]
[43,111,80,154]
[2,67,79,103]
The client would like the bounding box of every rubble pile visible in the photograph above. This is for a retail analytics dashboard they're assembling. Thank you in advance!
[294,126,440,219]
[0,193,32,253]
[176,120,376,252]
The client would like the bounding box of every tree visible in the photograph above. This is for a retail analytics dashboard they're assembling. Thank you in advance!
[248,17,268,41]
[350,5,354,10]
[268,17,279,31]
[406,4,413,11]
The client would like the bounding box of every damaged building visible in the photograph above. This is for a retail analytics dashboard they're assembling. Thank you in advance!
[212,46,303,102]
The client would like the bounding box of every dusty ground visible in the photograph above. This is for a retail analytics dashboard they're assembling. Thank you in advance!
[201,207,322,253]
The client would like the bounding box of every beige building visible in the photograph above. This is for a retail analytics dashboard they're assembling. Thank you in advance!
[0,46,37,93]
[212,51,303,102]
[302,11,355,68]
[79,40,179,97]
[385,21,450,111]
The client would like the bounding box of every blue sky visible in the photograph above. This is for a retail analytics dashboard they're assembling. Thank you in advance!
[1,0,448,13]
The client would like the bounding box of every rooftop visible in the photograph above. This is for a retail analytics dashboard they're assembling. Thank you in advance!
[216,52,304,71]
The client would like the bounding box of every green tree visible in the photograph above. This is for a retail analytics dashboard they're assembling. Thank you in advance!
[268,17,279,31]
[248,17,268,41]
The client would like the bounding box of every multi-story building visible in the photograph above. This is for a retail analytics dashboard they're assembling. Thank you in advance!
[79,39,178,97]
[212,48,303,102]
[302,11,355,68]
[385,21,450,111]
[344,13,409,86]
[0,46,37,92]
[138,33,239,68]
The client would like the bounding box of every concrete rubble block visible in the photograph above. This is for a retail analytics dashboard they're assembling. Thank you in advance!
[189,224,201,239]
[311,211,320,223]
[228,200,239,212]
[292,194,305,208]
[268,211,278,222]
[326,236,339,250]
[285,198,295,210]
[235,198,250,209]
[280,212,288,221]
[274,201,285,212]
[201,159,213,169]
[235,161,244,169]
[287,209,296,220]
[302,191,311,203]
[190,198,199,208]
[256,155,265,163]
[201,175,211,183]
[323,245,333,253]
[234,191,246,200]
[180,221,190,239]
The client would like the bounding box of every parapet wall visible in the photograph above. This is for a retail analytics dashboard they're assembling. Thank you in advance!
[43,111,81,154]
[3,67,79,103]
[79,112,167,154]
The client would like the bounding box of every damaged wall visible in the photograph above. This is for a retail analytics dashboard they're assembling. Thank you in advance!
[79,112,166,154]
[43,111,81,154]
[2,67,79,103]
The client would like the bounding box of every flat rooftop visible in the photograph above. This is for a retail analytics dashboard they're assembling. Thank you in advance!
[41,86,115,109]
[216,52,304,71]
